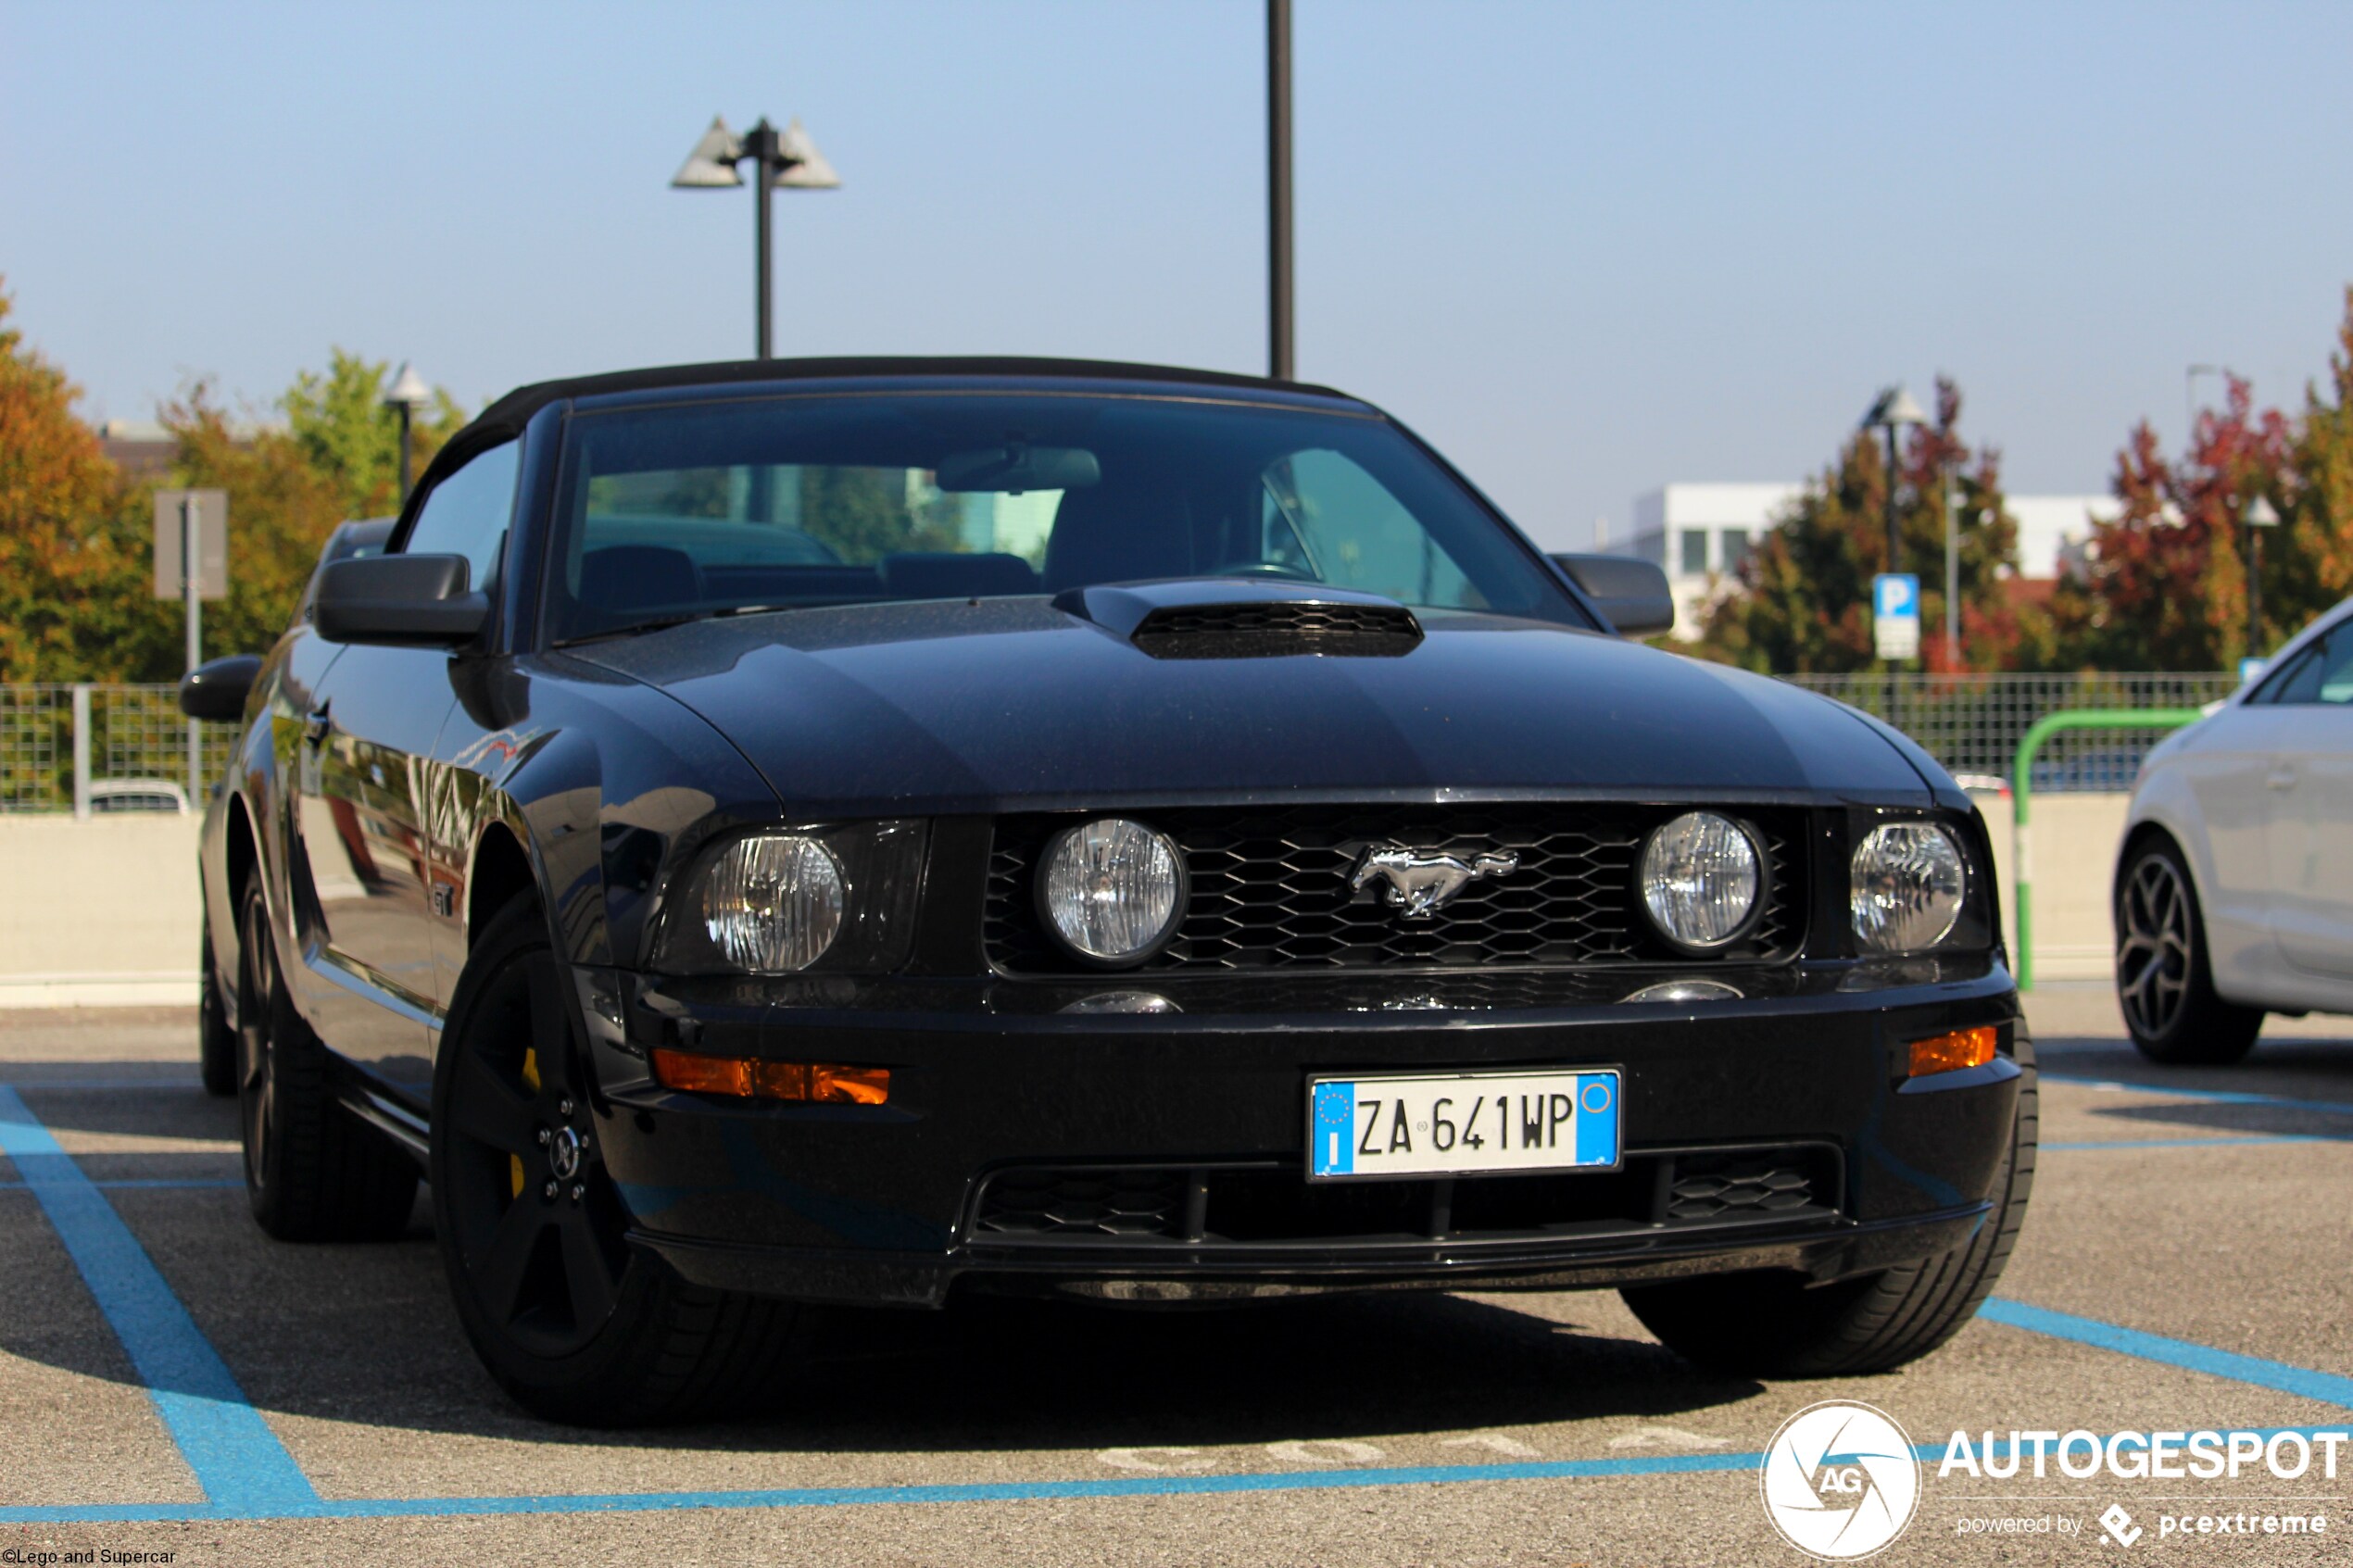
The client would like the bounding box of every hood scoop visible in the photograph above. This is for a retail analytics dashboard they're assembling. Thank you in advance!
[1053,580,1424,659]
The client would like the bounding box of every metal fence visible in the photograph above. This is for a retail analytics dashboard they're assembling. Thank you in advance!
[1785,672,2239,790]
[0,684,237,814]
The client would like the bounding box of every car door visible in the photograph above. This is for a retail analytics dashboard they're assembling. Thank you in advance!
[2171,690,2297,988]
[288,441,520,1103]
[2263,623,2353,982]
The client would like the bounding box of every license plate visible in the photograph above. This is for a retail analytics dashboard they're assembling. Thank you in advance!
[1306,1069,1621,1180]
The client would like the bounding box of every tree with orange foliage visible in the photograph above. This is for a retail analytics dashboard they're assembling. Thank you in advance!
[0,279,176,681]
[2054,377,2296,670]
[1693,378,2046,673]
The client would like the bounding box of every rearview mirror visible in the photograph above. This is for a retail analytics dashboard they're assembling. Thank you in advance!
[1551,553,1675,638]
[178,654,264,721]
[314,553,489,646]
[935,444,1101,494]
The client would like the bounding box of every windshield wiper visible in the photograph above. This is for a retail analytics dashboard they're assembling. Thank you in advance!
[553,604,791,648]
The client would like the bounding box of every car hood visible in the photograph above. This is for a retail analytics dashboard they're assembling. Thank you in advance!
[558,597,1932,814]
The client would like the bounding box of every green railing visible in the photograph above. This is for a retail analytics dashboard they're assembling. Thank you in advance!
[2008,709,2207,989]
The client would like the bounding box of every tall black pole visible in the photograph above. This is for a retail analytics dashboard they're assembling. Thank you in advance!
[397,405,413,506]
[1882,422,1901,573]
[752,119,775,361]
[1267,0,1294,381]
[2248,529,2259,654]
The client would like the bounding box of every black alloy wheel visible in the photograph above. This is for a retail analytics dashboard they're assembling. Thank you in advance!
[234,885,278,1191]
[437,942,629,1358]
[199,914,237,1098]
[432,897,797,1424]
[2112,835,2261,1064]
[233,879,417,1240]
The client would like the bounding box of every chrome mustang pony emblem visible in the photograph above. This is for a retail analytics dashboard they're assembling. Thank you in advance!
[1349,843,1519,919]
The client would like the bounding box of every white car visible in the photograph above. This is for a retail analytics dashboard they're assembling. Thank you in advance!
[2118,600,2353,1061]
[88,778,190,814]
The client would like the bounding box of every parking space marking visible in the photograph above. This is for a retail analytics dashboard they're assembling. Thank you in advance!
[0,1178,244,1190]
[6,1075,2353,1528]
[0,1085,319,1514]
[1981,1300,2353,1411]
[2041,1135,2334,1151]
[2041,1073,2353,1118]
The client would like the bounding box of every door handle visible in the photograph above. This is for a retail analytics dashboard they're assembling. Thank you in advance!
[2268,765,2297,790]
[303,706,332,746]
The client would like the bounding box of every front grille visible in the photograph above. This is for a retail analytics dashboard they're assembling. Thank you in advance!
[1131,601,1423,659]
[969,1146,1841,1248]
[985,803,1803,974]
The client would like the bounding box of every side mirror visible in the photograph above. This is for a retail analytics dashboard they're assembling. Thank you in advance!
[178,654,264,721]
[1551,553,1675,638]
[314,553,489,646]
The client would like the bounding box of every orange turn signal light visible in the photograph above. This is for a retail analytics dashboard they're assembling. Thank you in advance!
[651,1048,890,1105]
[1907,1025,1998,1079]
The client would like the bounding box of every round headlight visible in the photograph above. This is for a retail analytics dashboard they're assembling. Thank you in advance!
[1038,818,1185,965]
[1851,822,1966,952]
[1639,811,1763,950]
[698,834,844,972]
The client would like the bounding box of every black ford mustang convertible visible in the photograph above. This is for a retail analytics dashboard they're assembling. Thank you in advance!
[181,358,2031,1424]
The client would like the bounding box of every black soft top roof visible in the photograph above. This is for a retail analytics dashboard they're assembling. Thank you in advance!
[466,356,1360,443]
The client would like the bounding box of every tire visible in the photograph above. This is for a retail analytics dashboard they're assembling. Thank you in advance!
[1621,1032,2037,1378]
[2113,834,2262,1065]
[199,914,236,1098]
[233,880,419,1241]
[432,896,797,1426]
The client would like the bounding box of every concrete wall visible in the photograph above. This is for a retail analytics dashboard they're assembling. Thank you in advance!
[0,816,203,1006]
[0,795,2135,1005]
[1972,791,2129,983]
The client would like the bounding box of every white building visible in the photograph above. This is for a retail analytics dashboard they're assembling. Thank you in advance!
[1620,482,2120,640]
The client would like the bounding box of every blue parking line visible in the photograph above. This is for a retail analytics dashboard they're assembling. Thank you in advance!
[2041,1135,2334,1151]
[0,1178,245,1190]
[1981,1299,2353,1411]
[2040,1073,2353,1117]
[0,1086,319,1512]
[7,1076,2353,1528]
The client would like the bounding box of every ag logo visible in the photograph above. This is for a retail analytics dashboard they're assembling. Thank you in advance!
[1760,1400,1920,1560]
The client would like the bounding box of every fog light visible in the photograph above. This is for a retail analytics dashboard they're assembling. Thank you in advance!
[1907,1025,1997,1078]
[652,1048,890,1104]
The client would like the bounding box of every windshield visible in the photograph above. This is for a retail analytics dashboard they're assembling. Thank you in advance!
[545,392,1585,643]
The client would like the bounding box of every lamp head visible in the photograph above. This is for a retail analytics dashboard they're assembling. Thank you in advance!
[773,117,841,189]
[382,363,431,410]
[672,115,745,188]
[1861,384,1928,432]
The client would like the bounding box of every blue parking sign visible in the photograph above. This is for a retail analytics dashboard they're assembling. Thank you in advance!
[1873,573,1920,660]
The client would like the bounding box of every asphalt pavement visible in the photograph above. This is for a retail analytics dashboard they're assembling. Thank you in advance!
[3,985,2349,1566]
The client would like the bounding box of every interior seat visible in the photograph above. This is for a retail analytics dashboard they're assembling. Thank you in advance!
[878,552,1040,600]
[1039,481,1199,592]
[580,545,704,612]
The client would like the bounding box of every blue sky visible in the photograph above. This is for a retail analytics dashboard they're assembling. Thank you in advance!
[6,0,2351,549]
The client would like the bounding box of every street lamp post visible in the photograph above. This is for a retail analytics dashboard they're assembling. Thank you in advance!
[1944,477,1967,668]
[1862,385,1928,575]
[2245,495,2280,658]
[1267,0,1293,381]
[673,114,841,360]
[383,362,431,507]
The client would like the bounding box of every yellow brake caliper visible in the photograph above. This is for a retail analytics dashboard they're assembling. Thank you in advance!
[509,1047,542,1199]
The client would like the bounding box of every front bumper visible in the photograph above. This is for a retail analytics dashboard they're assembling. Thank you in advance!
[572,959,2023,1309]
